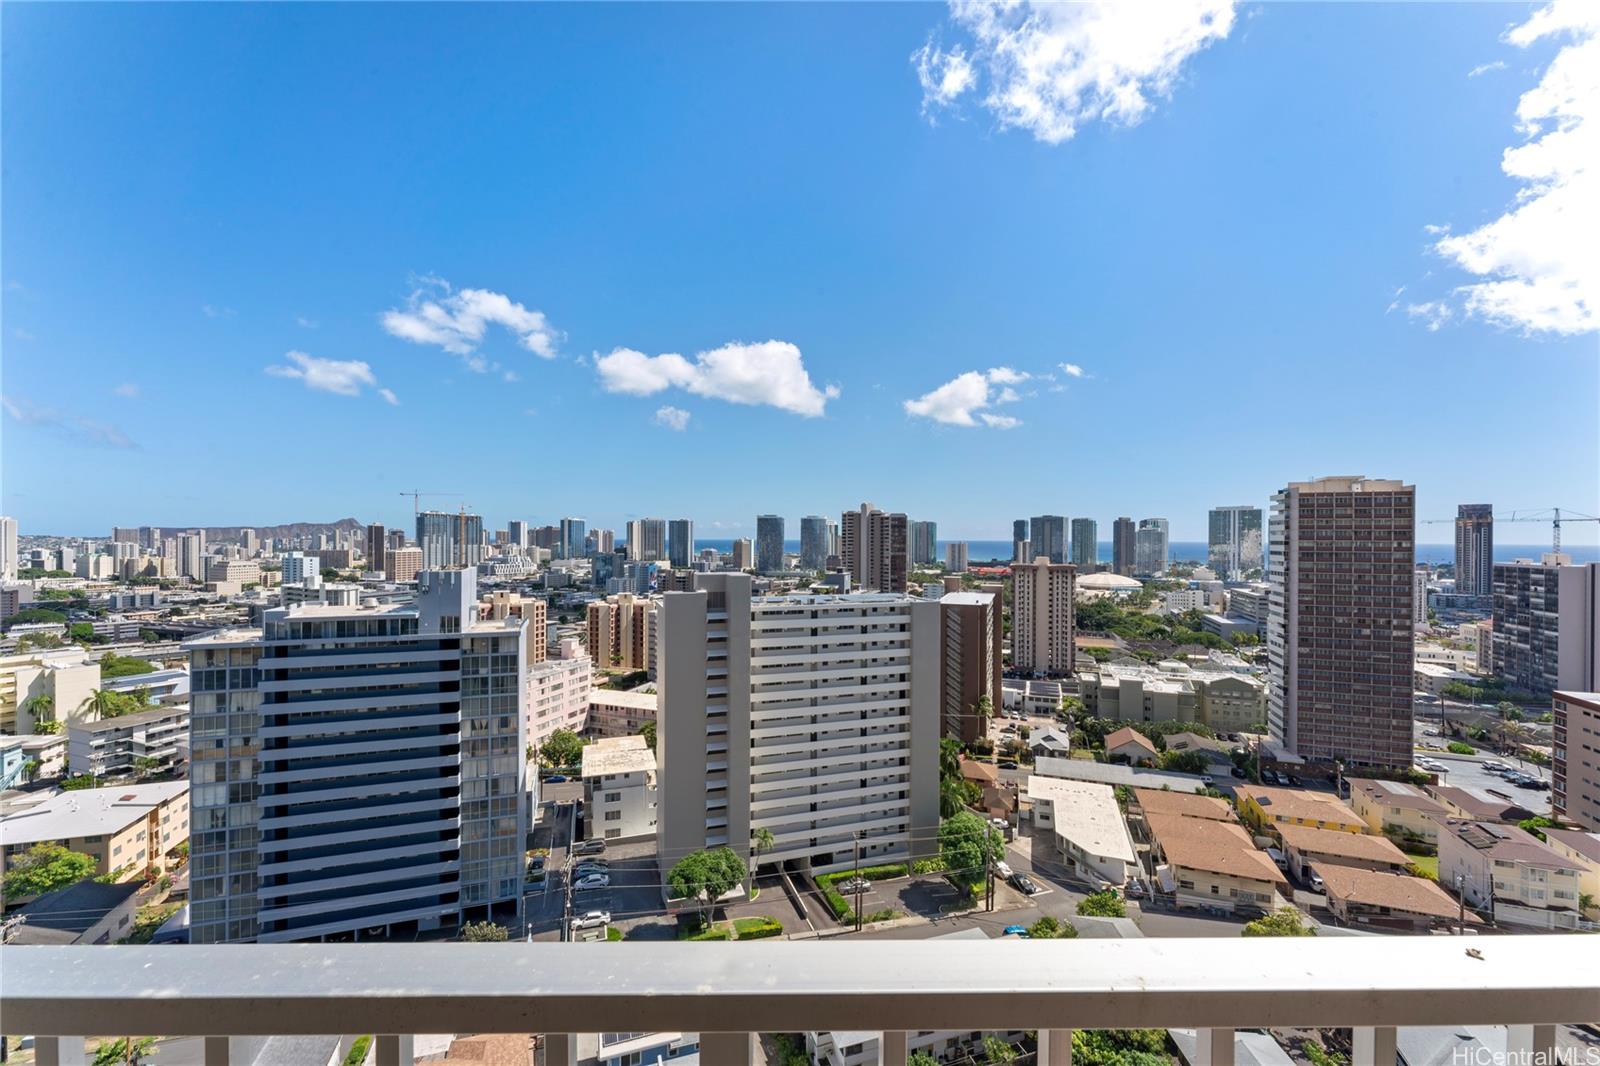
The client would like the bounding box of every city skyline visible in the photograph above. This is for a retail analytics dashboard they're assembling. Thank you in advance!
[2,2,1596,538]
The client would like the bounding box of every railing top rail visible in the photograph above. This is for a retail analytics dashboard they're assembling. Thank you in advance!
[3,938,1595,1036]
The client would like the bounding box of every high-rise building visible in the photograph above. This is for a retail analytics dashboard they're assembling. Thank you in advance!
[1268,476,1416,769]
[1208,506,1264,581]
[1030,515,1067,565]
[388,546,423,583]
[0,516,17,581]
[940,589,1002,744]
[240,529,259,555]
[559,517,587,560]
[1492,554,1599,696]
[730,538,754,571]
[1134,518,1168,577]
[841,502,908,593]
[184,568,527,943]
[1011,556,1076,677]
[111,526,139,546]
[656,573,939,873]
[1111,518,1136,577]
[799,516,830,571]
[1455,504,1494,597]
[139,526,163,551]
[1070,518,1097,569]
[1414,565,1430,625]
[506,520,529,549]
[1012,519,1029,564]
[945,541,969,573]
[1553,690,1600,827]
[755,515,786,574]
[365,523,387,576]
[177,531,206,581]
[908,521,938,567]
[587,593,652,672]
[667,519,695,569]
[626,518,666,562]
[416,511,484,569]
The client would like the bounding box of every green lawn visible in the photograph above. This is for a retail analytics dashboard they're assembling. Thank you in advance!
[1405,852,1438,879]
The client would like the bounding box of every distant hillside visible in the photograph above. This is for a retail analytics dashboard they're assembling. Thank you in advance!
[200,518,365,541]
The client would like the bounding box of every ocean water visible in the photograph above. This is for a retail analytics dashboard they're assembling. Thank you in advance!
[693,539,1598,567]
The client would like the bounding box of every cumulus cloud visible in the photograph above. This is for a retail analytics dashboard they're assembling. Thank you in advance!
[1405,302,1454,332]
[1426,2,1599,335]
[2,394,137,449]
[653,405,692,431]
[1059,362,1087,378]
[594,340,838,417]
[112,383,140,399]
[381,277,562,367]
[265,351,398,403]
[1469,60,1506,77]
[913,0,1236,144]
[903,366,1028,428]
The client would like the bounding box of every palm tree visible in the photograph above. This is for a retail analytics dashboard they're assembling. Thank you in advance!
[22,693,54,730]
[750,826,774,876]
[78,689,119,721]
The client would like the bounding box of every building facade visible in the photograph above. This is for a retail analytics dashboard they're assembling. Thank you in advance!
[939,590,1002,745]
[945,542,969,574]
[1011,556,1076,677]
[756,515,786,575]
[1492,555,1599,696]
[1134,518,1168,578]
[799,516,830,572]
[656,574,939,875]
[1029,515,1067,565]
[1207,506,1263,581]
[1553,690,1600,829]
[908,521,938,567]
[667,519,695,569]
[1454,504,1494,598]
[1011,519,1029,563]
[1070,518,1098,569]
[1268,476,1415,769]
[840,502,908,593]
[1111,517,1136,577]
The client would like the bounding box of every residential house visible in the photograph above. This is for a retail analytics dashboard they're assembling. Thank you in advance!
[1028,728,1072,759]
[580,736,658,843]
[8,879,143,945]
[1234,785,1366,836]
[1145,811,1288,914]
[1313,863,1481,933]
[0,780,189,886]
[1027,777,1138,887]
[1426,785,1536,825]
[1347,778,1452,846]
[1538,828,1600,914]
[1436,819,1583,930]
[1104,727,1158,767]
[1133,789,1235,823]
[1273,822,1409,882]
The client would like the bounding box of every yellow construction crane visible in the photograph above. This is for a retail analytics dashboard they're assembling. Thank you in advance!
[1419,507,1600,553]
[399,490,462,517]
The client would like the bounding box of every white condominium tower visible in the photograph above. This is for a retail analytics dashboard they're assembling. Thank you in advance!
[184,569,527,944]
[1011,555,1077,677]
[1208,506,1264,581]
[656,573,940,875]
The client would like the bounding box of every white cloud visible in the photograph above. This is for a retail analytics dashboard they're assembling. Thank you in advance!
[1428,1,1599,335]
[1058,362,1086,378]
[653,405,692,431]
[381,277,562,365]
[914,0,1236,144]
[202,304,235,318]
[1469,60,1506,77]
[2,394,137,449]
[594,340,838,417]
[378,388,400,406]
[265,350,398,403]
[1406,301,1454,332]
[112,383,140,399]
[903,366,1027,428]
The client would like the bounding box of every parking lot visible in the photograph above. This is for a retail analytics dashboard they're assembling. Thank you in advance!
[1421,752,1552,816]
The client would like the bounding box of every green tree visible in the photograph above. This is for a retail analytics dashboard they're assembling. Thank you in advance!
[907,1053,941,1066]
[460,920,508,942]
[751,826,775,872]
[79,688,121,721]
[1076,890,1126,918]
[975,693,994,732]
[666,846,746,930]
[938,737,969,818]
[1242,908,1316,937]
[33,717,62,735]
[21,757,42,784]
[641,720,657,751]
[92,1037,157,1066]
[132,756,164,779]
[1158,749,1210,774]
[983,1036,1017,1065]
[538,728,584,768]
[23,692,55,727]
[1,842,96,900]
[1028,915,1078,939]
[1071,1030,1171,1066]
[938,810,1002,887]
[99,653,157,679]
[3,607,68,627]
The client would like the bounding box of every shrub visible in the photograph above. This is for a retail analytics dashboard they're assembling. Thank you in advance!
[733,916,784,940]
[343,1036,373,1066]
[862,908,902,923]
[912,857,945,875]
[1446,741,1475,755]
[1077,890,1126,918]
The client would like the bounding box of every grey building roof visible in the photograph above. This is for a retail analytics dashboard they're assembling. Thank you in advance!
[12,879,142,944]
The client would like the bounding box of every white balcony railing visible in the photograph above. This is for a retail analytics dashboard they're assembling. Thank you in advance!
[2,938,1595,1066]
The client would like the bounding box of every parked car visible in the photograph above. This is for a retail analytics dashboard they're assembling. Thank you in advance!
[545,774,569,783]
[1125,881,1145,899]
[1283,775,1302,787]
[528,855,546,870]
[575,864,610,878]
[1261,770,1281,785]
[571,910,611,930]
[839,876,871,894]
[1002,925,1030,938]
[994,861,1015,881]
[1483,760,1507,772]
[1308,873,1325,893]
[1010,873,1039,895]
[1230,766,1247,779]
[574,873,611,890]
[998,760,1019,770]
[574,840,607,856]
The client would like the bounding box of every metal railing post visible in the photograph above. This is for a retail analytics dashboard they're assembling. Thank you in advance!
[33,1037,85,1066]
[699,1032,756,1066]
[543,1033,576,1066]
[1196,1028,1235,1066]
[876,1031,907,1066]
[1352,1026,1397,1065]
[1038,1029,1074,1065]
[375,1034,414,1066]
[204,1036,231,1065]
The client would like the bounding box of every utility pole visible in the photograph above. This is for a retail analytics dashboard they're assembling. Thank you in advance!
[1455,873,1466,936]
[853,834,863,933]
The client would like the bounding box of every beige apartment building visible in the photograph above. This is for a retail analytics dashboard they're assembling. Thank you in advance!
[1011,555,1076,677]
[839,502,908,593]
[387,545,423,582]
[0,648,101,733]
[1145,810,1288,914]
[1436,818,1583,930]
[479,591,548,664]
[587,687,657,738]
[0,780,189,887]
[587,593,652,672]
[1552,689,1600,828]
[1077,661,1267,734]
[1347,778,1452,845]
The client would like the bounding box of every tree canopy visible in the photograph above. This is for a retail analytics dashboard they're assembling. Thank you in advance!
[1076,890,1127,918]
[1241,908,1316,937]
[938,810,1002,883]
[538,728,584,768]
[460,920,508,942]
[1,843,97,900]
[100,653,157,679]
[667,846,746,927]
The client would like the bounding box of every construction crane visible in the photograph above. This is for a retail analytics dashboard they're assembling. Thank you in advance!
[399,490,462,517]
[1418,507,1600,553]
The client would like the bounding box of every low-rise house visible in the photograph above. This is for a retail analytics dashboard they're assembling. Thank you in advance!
[1027,777,1137,887]
[1145,811,1287,914]
[1538,828,1600,913]
[8,879,143,944]
[1028,727,1072,759]
[960,758,999,792]
[1234,784,1366,836]
[580,736,658,843]
[1274,822,1409,881]
[1104,726,1158,767]
[527,652,594,750]
[586,686,658,739]
[1436,819,1583,930]
[1162,731,1233,769]
[1133,788,1235,823]
[66,703,189,778]
[1426,784,1536,825]
[1347,778,1452,846]
[1312,863,1481,933]
[0,779,188,884]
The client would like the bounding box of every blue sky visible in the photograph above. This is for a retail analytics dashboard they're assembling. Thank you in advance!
[3,2,1596,542]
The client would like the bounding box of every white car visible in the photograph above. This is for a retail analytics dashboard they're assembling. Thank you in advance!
[571,910,611,930]
[994,861,1015,881]
[574,873,611,890]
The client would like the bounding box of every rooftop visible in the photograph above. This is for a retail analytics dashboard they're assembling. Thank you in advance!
[1274,823,1409,865]
[1426,784,1536,823]
[1145,811,1287,885]
[1104,727,1158,755]
[71,703,188,733]
[1026,777,1136,863]
[939,591,997,606]
[11,880,142,945]
[1033,755,1208,793]
[1440,820,1577,872]
[0,780,187,847]
[1541,827,1600,865]
[1310,863,1477,922]
[1133,788,1235,822]
[580,736,657,778]
[1235,784,1362,826]
[1348,777,1452,816]
[587,688,658,709]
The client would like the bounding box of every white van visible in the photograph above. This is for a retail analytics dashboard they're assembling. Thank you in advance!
[1265,847,1288,872]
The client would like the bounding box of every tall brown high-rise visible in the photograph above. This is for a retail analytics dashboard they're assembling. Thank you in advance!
[1454,504,1494,597]
[1111,517,1136,577]
[365,523,387,576]
[1267,476,1416,769]
[840,502,908,592]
